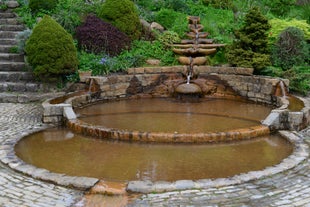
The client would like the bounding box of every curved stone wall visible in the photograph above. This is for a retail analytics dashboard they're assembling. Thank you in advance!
[42,66,310,133]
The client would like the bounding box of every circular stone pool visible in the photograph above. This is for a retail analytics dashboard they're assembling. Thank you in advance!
[76,98,271,133]
[15,128,293,182]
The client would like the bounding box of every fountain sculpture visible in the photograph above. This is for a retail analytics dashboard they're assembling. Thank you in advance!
[173,16,225,95]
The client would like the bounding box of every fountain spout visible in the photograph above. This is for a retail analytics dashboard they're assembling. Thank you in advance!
[279,81,288,98]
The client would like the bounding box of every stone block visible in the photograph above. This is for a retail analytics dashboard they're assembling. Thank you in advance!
[63,106,76,120]
[263,111,280,129]
[127,180,154,193]
[174,180,195,190]
[288,112,304,131]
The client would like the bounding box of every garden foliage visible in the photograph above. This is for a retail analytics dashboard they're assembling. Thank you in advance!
[97,0,141,40]
[261,0,295,17]
[226,7,271,72]
[268,19,310,44]
[25,15,78,82]
[272,27,309,70]
[29,0,58,13]
[201,0,234,10]
[76,15,131,56]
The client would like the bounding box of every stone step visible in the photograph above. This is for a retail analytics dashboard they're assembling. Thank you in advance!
[0,53,24,62]
[0,12,16,18]
[0,81,42,92]
[0,24,24,31]
[0,38,17,45]
[0,62,26,71]
[0,31,19,38]
[0,45,16,53]
[1,1,19,9]
[0,71,34,81]
[0,91,61,103]
[0,18,20,25]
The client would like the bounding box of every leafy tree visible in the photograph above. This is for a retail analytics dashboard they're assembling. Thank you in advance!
[97,0,141,40]
[25,15,78,82]
[226,7,271,72]
[272,27,309,70]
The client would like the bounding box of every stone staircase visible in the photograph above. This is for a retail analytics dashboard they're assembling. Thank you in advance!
[0,1,57,102]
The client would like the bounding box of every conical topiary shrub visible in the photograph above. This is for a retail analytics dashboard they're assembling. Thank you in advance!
[25,15,78,82]
[226,7,271,73]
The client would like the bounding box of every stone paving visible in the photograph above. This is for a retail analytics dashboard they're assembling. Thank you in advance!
[0,102,310,206]
[0,103,83,207]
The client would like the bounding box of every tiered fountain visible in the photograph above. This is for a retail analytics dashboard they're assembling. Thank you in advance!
[173,16,225,95]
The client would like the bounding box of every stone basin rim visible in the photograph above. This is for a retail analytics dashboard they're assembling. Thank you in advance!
[3,128,307,194]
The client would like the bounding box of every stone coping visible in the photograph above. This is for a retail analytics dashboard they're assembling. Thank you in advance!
[127,65,254,76]
[0,126,307,193]
[66,116,271,143]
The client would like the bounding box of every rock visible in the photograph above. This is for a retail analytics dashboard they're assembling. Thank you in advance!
[151,22,164,32]
[140,19,151,30]
[90,180,127,195]
[175,83,202,94]
[6,1,19,8]
[146,59,161,66]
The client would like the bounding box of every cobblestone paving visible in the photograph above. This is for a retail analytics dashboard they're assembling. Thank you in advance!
[0,103,83,207]
[1,102,310,207]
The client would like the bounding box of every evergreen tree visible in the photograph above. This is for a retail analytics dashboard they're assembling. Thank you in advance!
[226,7,271,73]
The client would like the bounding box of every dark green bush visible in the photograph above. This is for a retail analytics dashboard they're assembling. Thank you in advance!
[226,7,271,72]
[76,15,131,56]
[262,0,295,17]
[29,0,58,13]
[154,9,188,37]
[272,27,309,70]
[202,0,234,10]
[282,66,310,95]
[97,0,141,40]
[25,15,78,82]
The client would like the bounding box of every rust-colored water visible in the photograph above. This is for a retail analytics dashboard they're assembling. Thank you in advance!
[15,128,292,182]
[76,98,272,133]
[288,96,304,112]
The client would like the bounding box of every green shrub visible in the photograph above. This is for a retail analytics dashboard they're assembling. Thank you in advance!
[52,0,89,35]
[202,0,234,10]
[157,31,181,48]
[97,0,141,40]
[262,0,295,17]
[268,18,310,44]
[189,4,236,43]
[25,15,78,82]
[261,66,310,95]
[15,2,38,29]
[282,66,310,95]
[29,0,58,13]
[154,9,188,37]
[272,27,309,70]
[78,50,108,75]
[163,0,190,13]
[226,7,271,72]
